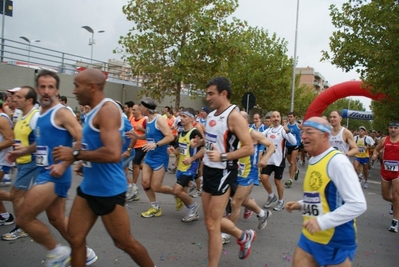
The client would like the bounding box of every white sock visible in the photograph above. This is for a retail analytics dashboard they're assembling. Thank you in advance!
[0,212,9,219]
[151,202,159,210]
[269,193,274,198]
[257,209,265,217]
[48,244,63,254]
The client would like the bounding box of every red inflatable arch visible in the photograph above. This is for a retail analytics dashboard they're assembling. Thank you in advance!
[303,80,385,120]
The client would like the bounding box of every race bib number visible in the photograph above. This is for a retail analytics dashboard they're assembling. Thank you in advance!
[238,162,245,176]
[36,146,49,166]
[179,143,188,155]
[146,138,155,144]
[302,192,323,217]
[205,132,217,151]
[81,143,92,168]
[384,160,399,172]
[358,147,365,153]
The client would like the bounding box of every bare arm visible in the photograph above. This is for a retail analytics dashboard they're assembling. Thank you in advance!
[0,117,14,150]
[371,137,385,160]
[226,110,253,160]
[156,116,175,146]
[344,129,359,156]
[251,130,275,167]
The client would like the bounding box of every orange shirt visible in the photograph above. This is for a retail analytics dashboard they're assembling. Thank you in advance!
[167,116,177,136]
[131,117,146,148]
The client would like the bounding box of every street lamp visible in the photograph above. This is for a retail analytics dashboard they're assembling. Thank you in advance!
[81,26,105,66]
[19,36,40,68]
[290,0,300,112]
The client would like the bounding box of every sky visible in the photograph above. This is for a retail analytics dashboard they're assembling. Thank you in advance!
[0,0,371,109]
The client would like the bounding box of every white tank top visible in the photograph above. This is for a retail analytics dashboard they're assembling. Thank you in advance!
[262,126,286,166]
[329,127,349,154]
[203,105,239,170]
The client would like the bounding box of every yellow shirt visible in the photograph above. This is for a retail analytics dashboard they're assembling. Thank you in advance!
[14,108,39,164]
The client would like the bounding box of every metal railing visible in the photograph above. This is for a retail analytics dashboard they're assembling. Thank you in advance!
[0,38,205,96]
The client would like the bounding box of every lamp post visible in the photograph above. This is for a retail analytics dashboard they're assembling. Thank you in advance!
[290,0,300,112]
[19,36,40,68]
[81,26,105,67]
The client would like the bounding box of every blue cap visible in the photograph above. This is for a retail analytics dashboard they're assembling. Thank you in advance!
[201,107,210,114]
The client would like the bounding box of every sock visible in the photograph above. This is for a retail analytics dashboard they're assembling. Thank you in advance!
[3,174,10,180]
[48,244,63,254]
[269,193,274,198]
[151,202,159,210]
[257,209,265,217]
[278,199,284,203]
[0,212,9,219]
[128,183,133,188]
[289,178,293,181]
[238,231,246,241]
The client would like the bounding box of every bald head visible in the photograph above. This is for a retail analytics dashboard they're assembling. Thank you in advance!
[77,68,106,90]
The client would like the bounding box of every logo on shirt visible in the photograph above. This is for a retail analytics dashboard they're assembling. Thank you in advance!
[309,171,323,190]
[270,134,276,139]
[209,120,216,127]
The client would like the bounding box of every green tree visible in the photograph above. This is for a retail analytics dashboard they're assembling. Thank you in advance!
[117,0,243,110]
[218,26,294,114]
[322,0,399,127]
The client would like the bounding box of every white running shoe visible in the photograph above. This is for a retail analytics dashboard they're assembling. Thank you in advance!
[86,247,98,265]
[45,245,71,267]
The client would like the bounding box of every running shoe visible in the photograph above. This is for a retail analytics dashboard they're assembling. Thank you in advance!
[237,230,256,259]
[0,178,11,187]
[294,170,300,181]
[263,195,277,208]
[45,245,71,267]
[389,219,398,233]
[1,227,28,240]
[257,210,272,230]
[175,197,184,211]
[284,180,292,188]
[273,200,285,211]
[181,202,200,223]
[127,192,140,201]
[141,207,162,218]
[190,189,202,198]
[0,214,14,226]
[363,182,369,189]
[389,204,394,215]
[125,185,135,201]
[221,233,231,244]
[86,247,98,265]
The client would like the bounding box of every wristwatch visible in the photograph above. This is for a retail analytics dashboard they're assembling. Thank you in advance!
[127,148,132,152]
[221,153,227,162]
[72,149,81,160]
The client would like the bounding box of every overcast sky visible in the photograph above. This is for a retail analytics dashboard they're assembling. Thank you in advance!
[1,0,370,108]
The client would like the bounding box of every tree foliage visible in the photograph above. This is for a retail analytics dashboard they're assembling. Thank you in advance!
[117,0,299,112]
[117,0,243,110]
[218,26,296,115]
[322,0,399,129]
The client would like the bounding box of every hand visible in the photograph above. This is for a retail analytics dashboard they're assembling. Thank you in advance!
[167,146,176,155]
[303,218,321,234]
[74,162,83,176]
[182,157,193,165]
[258,157,268,168]
[126,130,139,139]
[142,142,156,152]
[206,144,221,162]
[122,150,131,158]
[6,151,18,164]
[190,135,202,148]
[285,201,301,213]
[52,146,74,162]
[45,163,67,178]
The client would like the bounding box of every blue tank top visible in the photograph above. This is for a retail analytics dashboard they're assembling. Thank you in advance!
[122,115,133,151]
[145,115,168,161]
[35,104,73,183]
[80,98,127,197]
[287,122,301,147]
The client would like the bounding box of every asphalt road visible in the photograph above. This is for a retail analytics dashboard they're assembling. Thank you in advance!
[0,160,398,267]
